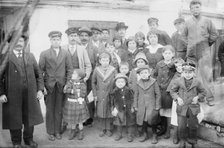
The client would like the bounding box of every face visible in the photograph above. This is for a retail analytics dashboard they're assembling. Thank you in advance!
[118,28,126,38]
[119,65,129,75]
[128,40,137,50]
[115,78,126,89]
[163,50,174,61]
[68,33,79,45]
[175,22,185,32]
[175,63,183,73]
[139,69,151,80]
[92,31,101,41]
[190,4,201,17]
[106,44,115,54]
[183,70,194,80]
[15,37,25,51]
[101,30,109,41]
[136,37,144,46]
[79,32,90,44]
[148,34,158,45]
[148,22,158,31]
[50,36,61,48]
[136,59,146,68]
[71,71,80,80]
[114,40,122,48]
[100,57,110,67]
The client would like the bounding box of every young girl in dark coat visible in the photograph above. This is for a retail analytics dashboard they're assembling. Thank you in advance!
[63,69,89,140]
[110,73,135,142]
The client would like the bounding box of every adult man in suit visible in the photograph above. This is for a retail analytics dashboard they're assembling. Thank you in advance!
[0,35,44,148]
[39,31,73,141]
[115,22,128,50]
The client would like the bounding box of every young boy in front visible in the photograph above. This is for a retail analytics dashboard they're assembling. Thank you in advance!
[170,62,206,148]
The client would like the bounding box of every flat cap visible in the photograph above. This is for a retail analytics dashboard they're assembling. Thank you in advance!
[136,65,152,73]
[91,27,102,33]
[48,31,62,38]
[65,27,79,35]
[79,27,92,36]
[174,18,185,25]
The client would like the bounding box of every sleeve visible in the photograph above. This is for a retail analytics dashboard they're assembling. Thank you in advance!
[31,53,44,91]
[163,32,172,45]
[197,81,207,102]
[129,89,134,108]
[83,49,92,80]
[152,63,159,78]
[208,20,218,46]
[38,51,46,77]
[63,82,73,94]
[170,80,180,101]
[154,81,161,110]
[182,23,188,46]
[0,60,7,96]
[65,51,73,84]
[218,42,224,63]
[80,83,87,98]
[128,70,134,90]
[133,85,139,109]
[91,68,97,97]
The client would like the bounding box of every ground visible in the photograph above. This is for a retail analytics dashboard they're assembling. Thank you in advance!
[0,118,223,148]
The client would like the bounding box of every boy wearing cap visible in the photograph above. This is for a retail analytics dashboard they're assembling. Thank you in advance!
[92,52,117,137]
[133,65,161,144]
[115,22,128,50]
[171,18,187,60]
[147,17,172,46]
[39,31,73,141]
[110,73,135,142]
[170,62,206,148]
[183,0,218,106]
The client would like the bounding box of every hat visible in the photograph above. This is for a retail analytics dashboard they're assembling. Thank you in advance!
[79,27,92,36]
[147,17,159,24]
[48,31,62,38]
[101,28,110,33]
[73,69,86,79]
[126,36,136,47]
[113,35,122,42]
[182,62,196,71]
[114,73,128,82]
[133,52,148,65]
[91,27,102,33]
[115,22,128,31]
[173,58,185,65]
[135,31,145,40]
[173,18,185,25]
[99,51,111,61]
[136,65,152,74]
[65,27,79,35]
[189,0,202,8]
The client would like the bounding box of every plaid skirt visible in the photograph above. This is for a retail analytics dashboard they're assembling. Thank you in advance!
[63,99,90,125]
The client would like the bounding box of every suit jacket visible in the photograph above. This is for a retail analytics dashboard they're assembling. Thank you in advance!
[62,44,92,80]
[39,47,73,93]
[170,77,206,116]
[85,42,99,70]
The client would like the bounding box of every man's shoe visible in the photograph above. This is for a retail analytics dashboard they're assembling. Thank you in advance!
[48,135,55,141]
[24,140,38,148]
[105,130,112,137]
[173,136,179,144]
[13,144,22,148]
[55,133,62,140]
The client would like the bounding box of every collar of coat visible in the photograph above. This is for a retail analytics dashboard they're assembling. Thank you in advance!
[157,60,174,68]
[95,65,116,81]
[178,77,199,91]
[137,77,156,90]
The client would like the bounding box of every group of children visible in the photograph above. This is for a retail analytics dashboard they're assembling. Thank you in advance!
[61,42,206,148]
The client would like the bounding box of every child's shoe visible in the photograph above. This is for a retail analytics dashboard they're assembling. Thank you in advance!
[106,130,112,137]
[163,128,170,139]
[178,141,186,148]
[114,134,122,141]
[68,129,76,140]
[151,134,158,144]
[139,132,148,142]
[78,130,84,140]
[99,130,106,137]
[127,136,133,142]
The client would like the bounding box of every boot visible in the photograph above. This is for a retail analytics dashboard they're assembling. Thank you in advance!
[173,126,179,144]
[106,130,112,137]
[192,143,199,148]
[78,130,84,140]
[179,140,186,148]
[139,132,148,142]
[115,126,122,141]
[151,134,158,144]
[164,118,171,139]
[68,129,76,140]
[127,135,133,142]
[99,130,106,137]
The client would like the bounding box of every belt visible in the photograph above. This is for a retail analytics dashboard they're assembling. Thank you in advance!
[67,97,85,104]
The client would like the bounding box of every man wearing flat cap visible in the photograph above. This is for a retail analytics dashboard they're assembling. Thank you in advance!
[39,31,73,141]
[79,27,99,126]
[91,27,102,48]
[115,22,128,50]
[0,34,44,148]
[147,17,172,46]
[171,18,187,60]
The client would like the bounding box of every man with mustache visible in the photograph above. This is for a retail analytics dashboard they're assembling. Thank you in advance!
[0,35,44,148]
[79,27,99,126]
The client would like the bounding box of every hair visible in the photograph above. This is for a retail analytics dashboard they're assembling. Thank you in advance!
[162,45,175,53]
[146,30,158,41]
[189,0,202,8]
[119,61,129,68]
[98,51,112,64]
[105,41,115,47]
[135,31,145,41]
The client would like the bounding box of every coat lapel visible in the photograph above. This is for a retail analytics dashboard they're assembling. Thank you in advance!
[95,67,105,80]
[56,47,64,66]
[9,52,21,69]
[96,66,115,81]
[179,77,187,90]
[188,78,198,91]
[137,78,155,90]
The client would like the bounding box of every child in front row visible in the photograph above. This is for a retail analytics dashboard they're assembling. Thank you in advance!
[133,65,161,144]
[92,52,117,137]
[170,62,206,148]
[63,69,89,140]
[110,73,136,142]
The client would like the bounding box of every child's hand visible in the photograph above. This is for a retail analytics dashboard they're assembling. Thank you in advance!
[0,95,7,103]
[177,97,184,106]
[134,107,138,111]
[112,107,118,116]
[192,96,199,104]
[131,107,135,113]
[43,87,47,95]
[83,77,88,82]
[37,90,44,100]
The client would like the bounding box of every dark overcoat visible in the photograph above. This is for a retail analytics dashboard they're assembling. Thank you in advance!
[0,52,44,129]
[170,77,206,116]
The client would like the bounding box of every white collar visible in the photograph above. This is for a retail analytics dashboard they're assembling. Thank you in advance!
[13,50,23,57]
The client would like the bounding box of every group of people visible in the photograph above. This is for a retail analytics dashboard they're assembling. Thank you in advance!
[0,0,220,148]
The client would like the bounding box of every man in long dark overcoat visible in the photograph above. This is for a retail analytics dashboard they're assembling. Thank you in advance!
[0,35,44,148]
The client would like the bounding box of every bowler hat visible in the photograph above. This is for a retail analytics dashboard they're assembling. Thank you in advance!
[115,22,128,31]
[48,31,62,38]
[79,27,92,36]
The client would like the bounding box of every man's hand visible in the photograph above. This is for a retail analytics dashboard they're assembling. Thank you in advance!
[177,97,184,106]
[192,96,199,104]
[0,95,7,103]
[37,90,44,100]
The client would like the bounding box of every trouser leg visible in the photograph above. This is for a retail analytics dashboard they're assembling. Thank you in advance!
[23,125,34,142]
[10,129,22,145]
[187,109,198,144]
[54,86,63,134]
[177,115,187,142]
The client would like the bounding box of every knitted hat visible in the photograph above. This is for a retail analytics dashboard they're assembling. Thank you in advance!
[133,52,148,65]
[114,73,128,82]
[173,18,185,25]
[136,65,152,74]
